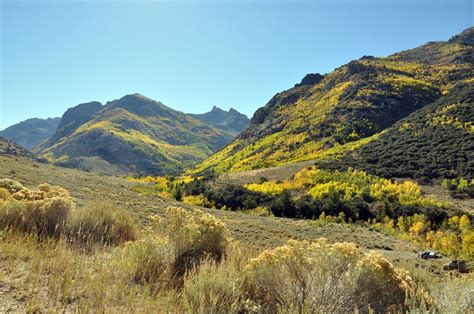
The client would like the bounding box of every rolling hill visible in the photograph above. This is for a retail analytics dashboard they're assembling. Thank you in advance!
[34,94,235,175]
[0,117,60,149]
[192,28,473,180]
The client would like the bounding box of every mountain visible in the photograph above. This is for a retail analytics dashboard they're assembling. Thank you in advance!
[189,106,250,135]
[192,28,473,180]
[43,101,103,146]
[0,137,36,159]
[35,94,234,175]
[325,82,473,180]
[0,117,60,149]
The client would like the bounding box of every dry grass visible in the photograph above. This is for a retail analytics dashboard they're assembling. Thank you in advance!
[180,243,257,313]
[0,160,471,311]
[0,230,174,312]
[0,213,470,312]
[68,202,138,245]
[122,236,172,288]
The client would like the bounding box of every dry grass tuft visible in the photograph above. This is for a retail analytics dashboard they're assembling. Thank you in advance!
[123,236,172,288]
[68,202,138,245]
[179,243,254,312]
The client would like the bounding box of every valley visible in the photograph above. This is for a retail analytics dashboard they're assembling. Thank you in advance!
[0,26,472,312]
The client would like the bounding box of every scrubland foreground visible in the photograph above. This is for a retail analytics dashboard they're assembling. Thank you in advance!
[0,158,473,312]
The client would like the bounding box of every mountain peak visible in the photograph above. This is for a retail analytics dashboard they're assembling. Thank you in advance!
[189,106,249,135]
[119,93,155,103]
[449,27,474,45]
[105,93,176,118]
[35,95,235,175]
[295,73,324,87]
[211,105,224,112]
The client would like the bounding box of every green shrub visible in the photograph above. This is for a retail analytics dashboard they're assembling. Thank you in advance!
[204,184,274,211]
[68,202,138,245]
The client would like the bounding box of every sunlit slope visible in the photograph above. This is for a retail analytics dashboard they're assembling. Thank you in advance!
[37,94,233,175]
[192,28,473,176]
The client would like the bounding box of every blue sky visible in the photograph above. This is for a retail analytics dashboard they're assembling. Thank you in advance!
[1,0,472,129]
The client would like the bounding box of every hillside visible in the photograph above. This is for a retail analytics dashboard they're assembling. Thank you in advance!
[0,137,36,159]
[0,117,60,149]
[34,94,234,175]
[189,106,250,135]
[192,28,473,180]
[325,83,473,180]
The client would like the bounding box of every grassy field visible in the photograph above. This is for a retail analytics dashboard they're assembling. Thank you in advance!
[0,156,472,311]
[0,156,422,251]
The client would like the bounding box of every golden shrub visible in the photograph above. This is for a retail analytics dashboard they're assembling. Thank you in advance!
[0,178,25,194]
[182,194,211,207]
[243,239,419,312]
[244,182,284,196]
[38,183,72,199]
[0,179,75,237]
[0,197,74,236]
[0,187,10,200]
[12,189,46,201]
[153,207,230,285]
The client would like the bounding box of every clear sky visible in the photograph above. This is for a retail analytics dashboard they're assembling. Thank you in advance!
[1,0,472,129]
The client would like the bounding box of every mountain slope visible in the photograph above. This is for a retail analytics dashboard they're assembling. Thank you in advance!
[189,106,249,135]
[0,117,60,149]
[192,28,473,178]
[35,94,233,175]
[0,137,36,159]
[40,101,103,148]
[324,83,473,180]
